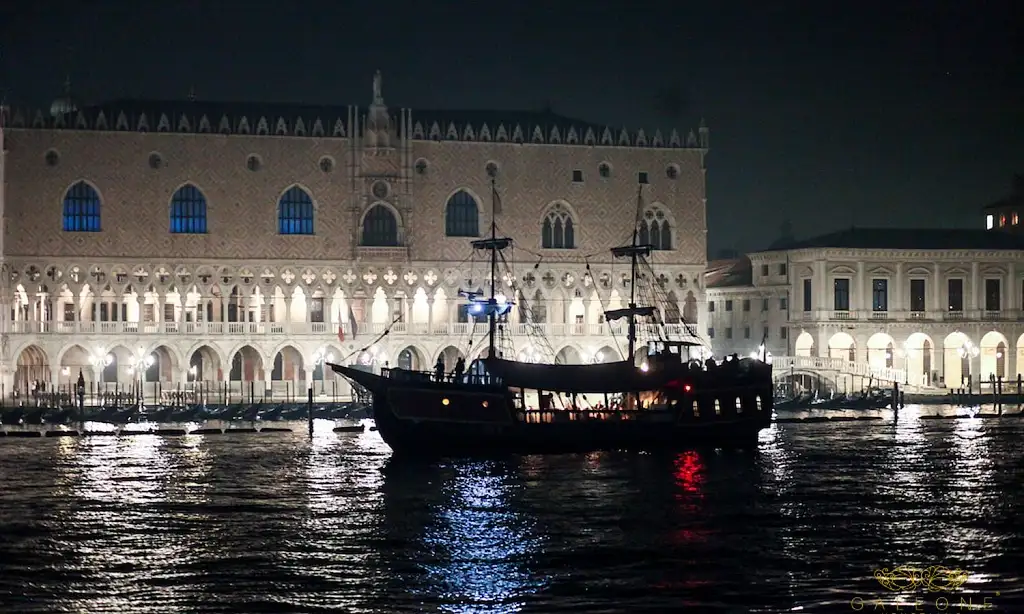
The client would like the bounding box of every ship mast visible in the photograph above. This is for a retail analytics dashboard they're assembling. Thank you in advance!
[470,177,512,359]
[605,183,656,364]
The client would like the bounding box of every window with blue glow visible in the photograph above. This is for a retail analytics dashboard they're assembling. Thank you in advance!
[170,184,208,234]
[62,181,102,232]
[445,190,479,236]
[361,204,399,246]
[278,186,315,235]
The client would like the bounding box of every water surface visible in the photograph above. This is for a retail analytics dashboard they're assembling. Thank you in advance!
[1,407,1021,613]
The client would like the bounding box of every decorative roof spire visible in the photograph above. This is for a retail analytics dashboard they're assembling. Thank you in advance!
[372,70,383,105]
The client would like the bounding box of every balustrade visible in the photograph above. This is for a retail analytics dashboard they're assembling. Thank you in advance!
[3,319,697,340]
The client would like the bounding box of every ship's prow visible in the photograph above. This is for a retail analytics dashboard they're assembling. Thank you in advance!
[327,362,385,393]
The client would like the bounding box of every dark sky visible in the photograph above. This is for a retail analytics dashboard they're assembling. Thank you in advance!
[2,0,1021,256]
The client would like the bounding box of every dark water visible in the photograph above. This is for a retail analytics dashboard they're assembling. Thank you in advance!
[1,408,1022,613]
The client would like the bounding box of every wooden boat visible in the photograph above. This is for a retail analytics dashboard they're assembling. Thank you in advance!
[330,181,774,457]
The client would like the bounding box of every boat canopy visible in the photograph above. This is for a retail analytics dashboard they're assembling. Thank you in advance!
[482,358,668,394]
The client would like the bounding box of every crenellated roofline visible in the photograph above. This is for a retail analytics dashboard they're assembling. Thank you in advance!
[1,99,708,150]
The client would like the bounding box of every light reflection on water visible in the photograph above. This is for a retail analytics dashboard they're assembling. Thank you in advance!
[0,409,1022,613]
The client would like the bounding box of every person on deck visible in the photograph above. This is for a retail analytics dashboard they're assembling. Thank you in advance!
[434,357,445,382]
[453,357,466,383]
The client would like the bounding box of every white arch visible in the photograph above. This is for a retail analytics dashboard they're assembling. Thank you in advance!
[184,341,227,369]
[225,343,268,370]
[827,332,856,361]
[538,199,581,226]
[555,344,584,365]
[904,332,935,383]
[395,344,429,370]
[942,331,972,387]
[268,341,306,363]
[794,331,814,357]
[143,342,184,372]
[866,332,896,370]
[979,330,1009,381]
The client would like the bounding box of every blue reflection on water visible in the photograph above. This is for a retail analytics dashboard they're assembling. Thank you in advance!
[418,462,548,613]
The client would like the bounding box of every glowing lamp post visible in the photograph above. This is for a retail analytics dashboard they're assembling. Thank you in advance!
[957,340,979,387]
[313,347,335,394]
[749,344,773,364]
[126,347,155,409]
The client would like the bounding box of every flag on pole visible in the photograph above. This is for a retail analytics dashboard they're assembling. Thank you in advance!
[337,308,345,343]
[348,304,358,338]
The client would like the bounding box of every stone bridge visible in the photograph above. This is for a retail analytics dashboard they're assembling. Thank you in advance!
[772,355,939,394]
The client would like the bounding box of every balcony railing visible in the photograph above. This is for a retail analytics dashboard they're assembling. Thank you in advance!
[795,309,1018,324]
[3,320,700,340]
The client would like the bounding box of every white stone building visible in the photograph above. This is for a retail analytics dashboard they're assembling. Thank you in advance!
[706,227,1024,389]
[0,75,710,401]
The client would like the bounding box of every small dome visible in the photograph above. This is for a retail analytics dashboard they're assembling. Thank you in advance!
[50,97,77,118]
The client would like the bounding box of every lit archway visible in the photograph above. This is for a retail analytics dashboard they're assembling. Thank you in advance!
[397,346,425,371]
[942,332,972,387]
[827,332,856,362]
[555,345,582,365]
[867,333,896,370]
[436,345,464,371]
[230,345,264,381]
[979,331,1009,382]
[188,345,221,382]
[903,332,935,384]
[146,345,179,382]
[14,344,50,396]
[794,331,814,357]
[592,345,621,363]
[58,344,92,386]
[272,345,304,381]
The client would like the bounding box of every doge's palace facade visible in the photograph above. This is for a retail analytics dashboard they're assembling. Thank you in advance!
[0,74,710,400]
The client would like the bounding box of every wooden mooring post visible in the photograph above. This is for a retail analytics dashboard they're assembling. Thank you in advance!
[307,387,314,439]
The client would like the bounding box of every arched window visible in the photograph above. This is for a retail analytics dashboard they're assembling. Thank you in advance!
[541,203,575,249]
[445,190,479,237]
[62,181,102,232]
[170,184,208,233]
[362,204,399,246]
[278,186,315,235]
[639,206,672,250]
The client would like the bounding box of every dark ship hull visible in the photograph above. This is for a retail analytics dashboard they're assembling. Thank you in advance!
[330,358,773,457]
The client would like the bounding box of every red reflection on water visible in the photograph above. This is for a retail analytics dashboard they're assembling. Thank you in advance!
[673,450,705,496]
[669,451,710,545]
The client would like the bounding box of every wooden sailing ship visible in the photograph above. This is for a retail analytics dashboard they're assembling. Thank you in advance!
[329,180,773,456]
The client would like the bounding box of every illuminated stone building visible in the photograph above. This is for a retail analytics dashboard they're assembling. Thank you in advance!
[706,228,1024,389]
[0,74,709,400]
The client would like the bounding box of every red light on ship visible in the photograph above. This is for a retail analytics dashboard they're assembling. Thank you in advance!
[684,384,692,393]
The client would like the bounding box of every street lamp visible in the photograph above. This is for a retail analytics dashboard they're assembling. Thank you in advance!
[313,347,336,394]
[957,339,979,387]
[125,347,155,408]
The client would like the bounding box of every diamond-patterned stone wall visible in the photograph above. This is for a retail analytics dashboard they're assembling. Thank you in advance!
[3,127,707,266]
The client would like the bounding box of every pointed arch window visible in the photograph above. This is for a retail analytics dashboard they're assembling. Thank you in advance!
[362,204,399,246]
[445,189,479,237]
[278,186,315,235]
[541,203,575,249]
[170,184,208,233]
[639,206,672,250]
[62,181,102,232]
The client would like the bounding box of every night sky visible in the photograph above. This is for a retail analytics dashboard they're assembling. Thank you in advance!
[2,0,1021,256]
